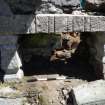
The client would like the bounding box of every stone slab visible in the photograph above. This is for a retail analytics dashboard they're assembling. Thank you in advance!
[72,80,105,105]
[0,15,105,34]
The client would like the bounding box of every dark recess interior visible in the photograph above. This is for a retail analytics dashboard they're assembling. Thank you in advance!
[18,33,97,81]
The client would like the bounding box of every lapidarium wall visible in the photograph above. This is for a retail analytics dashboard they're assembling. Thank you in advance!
[0,0,23,81]
[1,0,105,81]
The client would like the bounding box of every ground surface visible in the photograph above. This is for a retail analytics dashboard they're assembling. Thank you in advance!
[13,77,87,105]
[0,76,87,105]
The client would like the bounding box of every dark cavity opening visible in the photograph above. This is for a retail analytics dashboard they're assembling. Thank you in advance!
[18,32,103,81]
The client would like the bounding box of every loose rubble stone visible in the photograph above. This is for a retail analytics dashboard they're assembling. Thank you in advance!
[60,100,65,105]
[62,89,68,96]
[6,0,81,14]
[0,98,25,105]
[85,0,105,12]
[71,80,105,105]
[0,86,16,94]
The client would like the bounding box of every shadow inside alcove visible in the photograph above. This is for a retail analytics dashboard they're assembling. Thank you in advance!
[18,33,99,82]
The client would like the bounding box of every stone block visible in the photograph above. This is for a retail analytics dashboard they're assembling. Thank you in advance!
[0,98,24,105]
[3,69,24,82]
[84,16,91,31]
[36,14,48,33]
[55,14,68,32]
[73,16,84,32]
[67,16,73,32]
[72,80,105,105]
[99,16,105,31]
[1,46,22,74]
[90,16,99,32]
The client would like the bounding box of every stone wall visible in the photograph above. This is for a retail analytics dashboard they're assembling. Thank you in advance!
[1,0,105,81]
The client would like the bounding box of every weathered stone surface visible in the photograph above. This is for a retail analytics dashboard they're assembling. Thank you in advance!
[0,86,19,97]
[99,16,105,31]
[84,16,91,31]
[3,69,24,82]
[48,15,54,33]
[72,80,105,105]
[36,14,48,33]
[35,2,63,14]
[67,16,73,32]
[1,48,22,74]
[55,15,68,32]
[6,0,81,14]
[0,98,25,105]
[1,15,105,34]
[73,16,84,31]
[26,15,36,34]
[90,16,99,32]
